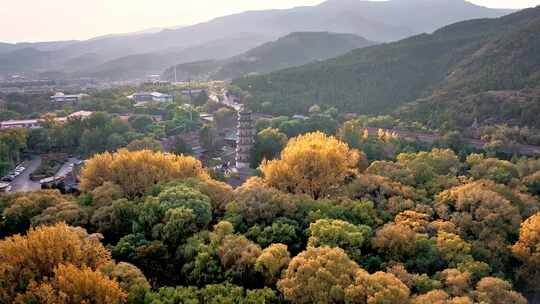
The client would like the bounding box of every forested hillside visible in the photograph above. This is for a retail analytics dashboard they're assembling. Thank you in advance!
[235,6,540,129]
[163,32,375,81]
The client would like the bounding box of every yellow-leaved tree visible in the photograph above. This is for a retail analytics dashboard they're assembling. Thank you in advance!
[18,264,127,304]
[512,212,540,293]
[0,223,111,302]
[260,132,361,199]
[277,246,410,304]
[80,149,209,198]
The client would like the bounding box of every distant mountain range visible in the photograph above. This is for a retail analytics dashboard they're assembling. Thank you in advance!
[162,32,376,81]
[0,0,514,80]
[234,6,540,129]
[74,33,271,80]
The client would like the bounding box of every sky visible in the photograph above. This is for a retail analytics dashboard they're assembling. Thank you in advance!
[0,0,539,43]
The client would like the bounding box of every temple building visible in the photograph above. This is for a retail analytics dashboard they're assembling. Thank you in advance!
[235,107,255,169]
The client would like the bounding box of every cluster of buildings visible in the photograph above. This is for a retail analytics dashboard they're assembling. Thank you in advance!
[0,111,93,129]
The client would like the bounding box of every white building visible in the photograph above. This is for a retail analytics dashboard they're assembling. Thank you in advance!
[51,92,88,102]
[1,111,94,129]
[0,119,40,129]
[127,92,173,103]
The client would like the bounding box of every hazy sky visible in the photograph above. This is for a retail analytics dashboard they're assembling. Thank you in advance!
[1,0,539,43]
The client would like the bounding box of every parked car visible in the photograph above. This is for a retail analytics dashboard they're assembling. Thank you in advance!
[2,175,15,182]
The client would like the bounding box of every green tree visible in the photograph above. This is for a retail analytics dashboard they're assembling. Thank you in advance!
[192,90,209,107]
[307,219,371,261]
[200,124,216,151]
[1,190,71,236]
[252,128,288,167]
[214,107,236,129]
[130,115,154,133]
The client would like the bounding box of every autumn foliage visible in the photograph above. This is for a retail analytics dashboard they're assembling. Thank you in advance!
[0,223,112,302]
[277,246,361,303]
[80,149,209,198]
[277,246,411,304]
[260,132,361,199]
[3,127,537,304]
[512,212,540,292]
[18,264,127,304]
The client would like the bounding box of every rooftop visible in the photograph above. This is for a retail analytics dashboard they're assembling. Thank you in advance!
[128,91,172,99]
[1,119,39,125]
[1,111,94,128]
[68,111,93,118]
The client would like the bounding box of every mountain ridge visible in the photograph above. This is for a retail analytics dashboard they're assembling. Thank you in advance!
[0,0,515,79]
[233,6,540,129]
[162,32,376,81]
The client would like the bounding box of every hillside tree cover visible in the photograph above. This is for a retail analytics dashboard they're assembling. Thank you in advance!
[234,7,540,131]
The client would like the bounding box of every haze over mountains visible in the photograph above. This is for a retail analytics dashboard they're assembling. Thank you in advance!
[162,32,375,81]
[0,0,513,80]
[235,6,540,129]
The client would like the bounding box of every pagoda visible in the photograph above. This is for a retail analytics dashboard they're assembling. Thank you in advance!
[235,106,255,169]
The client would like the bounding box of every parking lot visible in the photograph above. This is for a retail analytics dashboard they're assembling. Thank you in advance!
[2,156,83,193]
[7,157,42,192]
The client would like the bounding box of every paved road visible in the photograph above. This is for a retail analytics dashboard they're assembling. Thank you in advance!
[9,156,42,192]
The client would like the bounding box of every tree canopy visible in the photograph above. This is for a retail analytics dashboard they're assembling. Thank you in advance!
[261,132,361,199]
[80,149,209,198]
